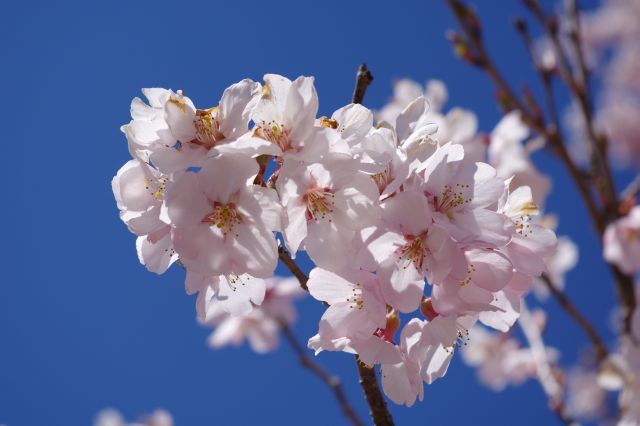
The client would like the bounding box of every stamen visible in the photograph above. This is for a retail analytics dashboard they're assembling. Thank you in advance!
[194,107,224,148]
[144,176,169,200]
[319,116,338,129]
[202,202,242,237]
[434,183,471,217]
[303,187,335,221]
[397,232,429,274]
[253,120,292,152]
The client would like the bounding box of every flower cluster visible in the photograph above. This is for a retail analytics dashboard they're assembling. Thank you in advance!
[112,74,558,406]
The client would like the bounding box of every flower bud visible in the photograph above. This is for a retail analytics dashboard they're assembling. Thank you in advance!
[420,297,438,320]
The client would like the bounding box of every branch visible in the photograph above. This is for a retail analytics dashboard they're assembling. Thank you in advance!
[357,360,395,426]
[518,301,577,426]
[621,174,640,201]
[278,247,394,425]
[280,324,364,426]
[540,274,608,362]
[352,64,374,105]
[446,0,603,236]
[278,246,309,291]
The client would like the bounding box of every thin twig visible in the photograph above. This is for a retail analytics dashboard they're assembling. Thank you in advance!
[280,323,364,426]
[357,360,395,426]
[621,174,640,203]
[540,274,608,362]
[278,248,395,425]
[278,246,309,291]
[519,301,578,426]
[352,64,374,105]
[513,17,562,134]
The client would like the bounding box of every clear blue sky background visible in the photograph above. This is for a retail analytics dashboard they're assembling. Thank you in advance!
[1,0,631,425]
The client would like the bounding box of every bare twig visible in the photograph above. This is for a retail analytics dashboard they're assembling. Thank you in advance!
[280,323,364,426]
[540,274,608,362]
[278,246,309,291]
[352,64,374,105]
[519,301,577,426]
[621,174,640,203]
[513,17,562,134]
[357,360,395,426]
[278,247,395,425]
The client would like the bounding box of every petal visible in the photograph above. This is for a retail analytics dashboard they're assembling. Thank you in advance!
[307,268,355,304]
[198,154,258,203]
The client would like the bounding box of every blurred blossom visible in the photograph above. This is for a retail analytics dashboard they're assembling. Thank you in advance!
[94,409,173,426]
[566,367,607,420]
[461,325,558,391]
[604,206,640,275]
[533,235,579,299]
[199,276,305,353]
[580,0,640,168]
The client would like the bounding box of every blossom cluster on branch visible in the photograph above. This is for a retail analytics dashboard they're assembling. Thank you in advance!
[112,71,560,407]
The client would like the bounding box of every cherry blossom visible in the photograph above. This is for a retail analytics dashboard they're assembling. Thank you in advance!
[604,206,640,275]
[111,159,177,274]
[277,154,380,269]
[165,153,281,278]
[461,325,557,391]
[200,276,305,353]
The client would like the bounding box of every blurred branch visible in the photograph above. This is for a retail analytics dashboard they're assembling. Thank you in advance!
[620,175,640,206]
[519,301,577,426]
[352,64,374,105]
[446,0,637,339]
[280,323,364,426]
[540,274,608,362]
[513,17,561,134]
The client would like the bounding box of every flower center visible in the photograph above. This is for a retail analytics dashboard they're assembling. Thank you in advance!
[397,232,429,274]
[371,164,393,194]
[202,202,242,237]
[303,187,335,221]
[434,183,471,217]
[254,121,292,152]
[194,107,225,149]
[144,176,169,201]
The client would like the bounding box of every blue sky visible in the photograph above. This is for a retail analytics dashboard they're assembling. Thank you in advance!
[1,0,629,425]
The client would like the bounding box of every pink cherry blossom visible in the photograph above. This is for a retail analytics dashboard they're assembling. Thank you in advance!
[200,276,305,353]
[165,153,281,278]
[277,154,380,269]
[111,159,177,274]
[604,206,640,274]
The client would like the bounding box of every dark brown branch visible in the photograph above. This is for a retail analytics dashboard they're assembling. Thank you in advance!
[352,64,374,105]
[278,246,309,291]
[357,360,394,426]
[540,274,608,362]
[280,324,364,426]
